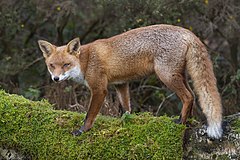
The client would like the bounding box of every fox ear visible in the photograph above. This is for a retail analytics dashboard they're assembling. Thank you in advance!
[38,40,54,58]
[67,38,81,55]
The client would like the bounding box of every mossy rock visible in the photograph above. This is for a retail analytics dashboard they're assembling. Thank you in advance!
[0,90,185,159]
[184,113,240,159]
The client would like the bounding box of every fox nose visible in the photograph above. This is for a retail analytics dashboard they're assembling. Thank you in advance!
[53,76,59,82]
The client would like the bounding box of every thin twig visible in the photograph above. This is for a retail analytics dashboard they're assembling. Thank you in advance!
[138,85,165,91]
[22,57,44,71]
[155,93,175,116]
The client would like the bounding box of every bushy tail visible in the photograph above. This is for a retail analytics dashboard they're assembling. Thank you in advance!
[186,39,222,139]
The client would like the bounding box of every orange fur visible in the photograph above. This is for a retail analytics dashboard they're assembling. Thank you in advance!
[38,24,222,138]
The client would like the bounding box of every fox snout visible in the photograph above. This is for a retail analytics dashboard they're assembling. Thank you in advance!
[50,72,69,82]
[53,76,60,82]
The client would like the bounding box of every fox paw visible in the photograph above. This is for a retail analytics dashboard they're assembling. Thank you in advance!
[173,118,182,124]
[173,115,182,124]
[72,129,83,136]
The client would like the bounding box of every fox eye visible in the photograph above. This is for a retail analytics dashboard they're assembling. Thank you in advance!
[49,64,55,69]
[63,63,70,67]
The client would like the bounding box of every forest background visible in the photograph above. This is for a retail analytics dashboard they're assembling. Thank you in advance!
[0,0,239,118]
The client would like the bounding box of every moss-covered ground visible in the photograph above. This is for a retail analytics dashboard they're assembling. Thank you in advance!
[232,118,240,133]
[0,90,185,160]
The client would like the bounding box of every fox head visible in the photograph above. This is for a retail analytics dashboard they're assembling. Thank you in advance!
[38,38,82,82]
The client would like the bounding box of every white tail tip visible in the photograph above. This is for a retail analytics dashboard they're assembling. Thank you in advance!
[207,122,223,139]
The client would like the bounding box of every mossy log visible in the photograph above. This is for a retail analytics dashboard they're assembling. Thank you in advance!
[0,90,185,160]
[0,90,239,160]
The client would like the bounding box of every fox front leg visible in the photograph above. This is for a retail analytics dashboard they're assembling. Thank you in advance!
[72,77,108,136]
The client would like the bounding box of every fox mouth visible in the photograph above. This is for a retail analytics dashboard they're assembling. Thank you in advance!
[53,76,70,83]
[53,79,63,83]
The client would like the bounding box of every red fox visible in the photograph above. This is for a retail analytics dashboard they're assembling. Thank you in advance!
[38,24,222,139]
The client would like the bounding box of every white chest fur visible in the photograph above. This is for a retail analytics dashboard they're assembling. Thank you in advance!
[67,66,85,84]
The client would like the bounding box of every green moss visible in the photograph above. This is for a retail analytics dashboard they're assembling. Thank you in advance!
[216,154,231,160]
[231,118,240,133]
[0,90,185,160]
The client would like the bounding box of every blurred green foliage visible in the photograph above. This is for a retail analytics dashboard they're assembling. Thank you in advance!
[0,0,239,115]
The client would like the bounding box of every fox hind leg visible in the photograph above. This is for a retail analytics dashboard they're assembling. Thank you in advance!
[115,83,131,114]
[183,73,196,118]
[154,66,194,124]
